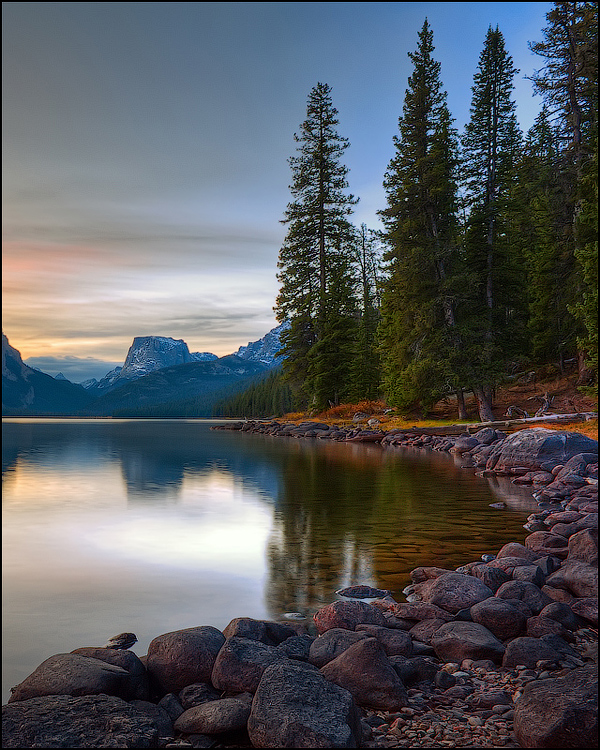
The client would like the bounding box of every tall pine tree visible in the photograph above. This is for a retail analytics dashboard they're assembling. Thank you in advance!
[529,1,598,385]
[275,82,359,410]
[460,26,524,421]
[378,19,462,416]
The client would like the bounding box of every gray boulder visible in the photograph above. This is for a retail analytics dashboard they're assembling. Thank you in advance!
[174,694,253,735]
[8,653,131,703]
[502,636,562,668]
[71,646,150,701]
[495,580,552,614]
[248,660,362,748]
[313,600,387,634]
[485,429,598,474]
[222,617,298,645]
[431,621,505,664]
[546,560,599,598]
[308,629,369,668]
[354,624,413,656]
[470,597,527,641]
[567,527,598,565]
[513,664,598,748]
[2,693,160,748]
[469,563,511,593]
[409,572,493,614]
[320,637,409,711]
[145,626,225,695]
[211,636,288,693]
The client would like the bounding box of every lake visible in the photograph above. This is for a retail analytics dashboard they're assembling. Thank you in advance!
[2,418,538,703]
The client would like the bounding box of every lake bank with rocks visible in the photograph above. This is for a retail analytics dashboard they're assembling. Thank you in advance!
[3,426,597,748]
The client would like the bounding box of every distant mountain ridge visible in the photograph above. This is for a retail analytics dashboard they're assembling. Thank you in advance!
[2,323,287,417]
[2,333,96,415]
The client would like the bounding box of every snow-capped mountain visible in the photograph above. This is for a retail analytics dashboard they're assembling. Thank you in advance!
[234,321,289,365]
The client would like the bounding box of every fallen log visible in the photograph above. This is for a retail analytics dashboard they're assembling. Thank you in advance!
[402,412,598,437]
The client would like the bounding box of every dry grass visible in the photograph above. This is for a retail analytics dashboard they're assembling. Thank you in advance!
[282,374,598,440]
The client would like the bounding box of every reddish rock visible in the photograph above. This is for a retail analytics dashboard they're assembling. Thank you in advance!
[222,617,297,645]
[374,601,453,623]
[495,580,552,614]
[407,618,447,646]
[211,636,286,694]
[146,626,225,695]
[514,665,598,748]
[308,629,369,668]
[524,531,569,558]
[502,637,562,668]
[320,637,409,711]
[354,624,412,656]
[409,572,493,614]
[409,566,454,583]
[470,597,527,641]
[546,560,599,598]
[431,622,505,664]
[567,527,598,565]
[526,615,568,639]
[313,600,387,634]
[469,564,511,593]
[570,597,598,627]
[494,542,539,562]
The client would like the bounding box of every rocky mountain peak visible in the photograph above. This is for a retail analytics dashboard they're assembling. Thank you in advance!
[118,336,193,381]
[234,321,289,365]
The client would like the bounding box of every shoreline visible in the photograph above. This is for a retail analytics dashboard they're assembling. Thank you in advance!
[3,424,597,748]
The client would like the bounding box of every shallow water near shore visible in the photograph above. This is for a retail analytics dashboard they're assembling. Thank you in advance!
[2,418,539,703]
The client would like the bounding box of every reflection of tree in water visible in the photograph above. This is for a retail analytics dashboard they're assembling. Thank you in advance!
[264,441,534,618]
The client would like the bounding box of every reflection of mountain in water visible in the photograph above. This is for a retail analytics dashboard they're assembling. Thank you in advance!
[2,420,538,621]
[1,420,284,504]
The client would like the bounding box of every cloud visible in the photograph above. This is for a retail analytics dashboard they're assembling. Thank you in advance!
[23,355,122,383]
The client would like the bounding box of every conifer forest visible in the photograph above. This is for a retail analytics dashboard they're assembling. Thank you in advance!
[227,3,598,421]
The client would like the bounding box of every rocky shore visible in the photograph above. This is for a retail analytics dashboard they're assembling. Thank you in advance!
[3,426,597,748]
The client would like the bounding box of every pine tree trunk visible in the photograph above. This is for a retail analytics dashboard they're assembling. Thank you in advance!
[455,388,467,420]
[473,385,495,422]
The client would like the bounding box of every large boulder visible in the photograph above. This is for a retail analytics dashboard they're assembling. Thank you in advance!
[320,637,409,711]
[211,636,288,693]
[248,661,362,748]
[222,617,298,645]
[495,580,552,614]
[174,694,253,735]
[470,597,527,641]
[308,629,369,668]
[8,653,131,703]
[546,560,599,598]
[431,622,505,664]
[513,665,598,748]
[70,646,150,701]
[409,572,493,614]
[567,528,598,565]
[146,626,225,695]
[502,637,563,669]
[313,600,387,634]
[486,429,598,474]
[354,624,413,656]
[2,694,161,748]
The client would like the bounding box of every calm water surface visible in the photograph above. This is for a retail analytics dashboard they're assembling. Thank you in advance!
[2,418,538,702]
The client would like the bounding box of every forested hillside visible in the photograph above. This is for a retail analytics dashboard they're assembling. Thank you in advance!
[263,2,597,421]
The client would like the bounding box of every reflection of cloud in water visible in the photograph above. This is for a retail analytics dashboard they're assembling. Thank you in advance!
[486,475,541,513]
[83,469,272,578]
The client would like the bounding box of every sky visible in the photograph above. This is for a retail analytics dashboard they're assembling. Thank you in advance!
[3,1,553,382]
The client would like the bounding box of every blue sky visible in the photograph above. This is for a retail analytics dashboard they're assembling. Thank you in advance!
[2,2,552,382]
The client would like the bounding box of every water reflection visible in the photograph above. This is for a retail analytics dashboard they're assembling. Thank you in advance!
[2,419,539,704]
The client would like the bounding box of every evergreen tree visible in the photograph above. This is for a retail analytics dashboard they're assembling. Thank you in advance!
[529,1,598,385]
[349,223,382,401]
[512,107,579,367]
[275,82,359,410]
[460,26,524,421]
[378,19,462,416]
